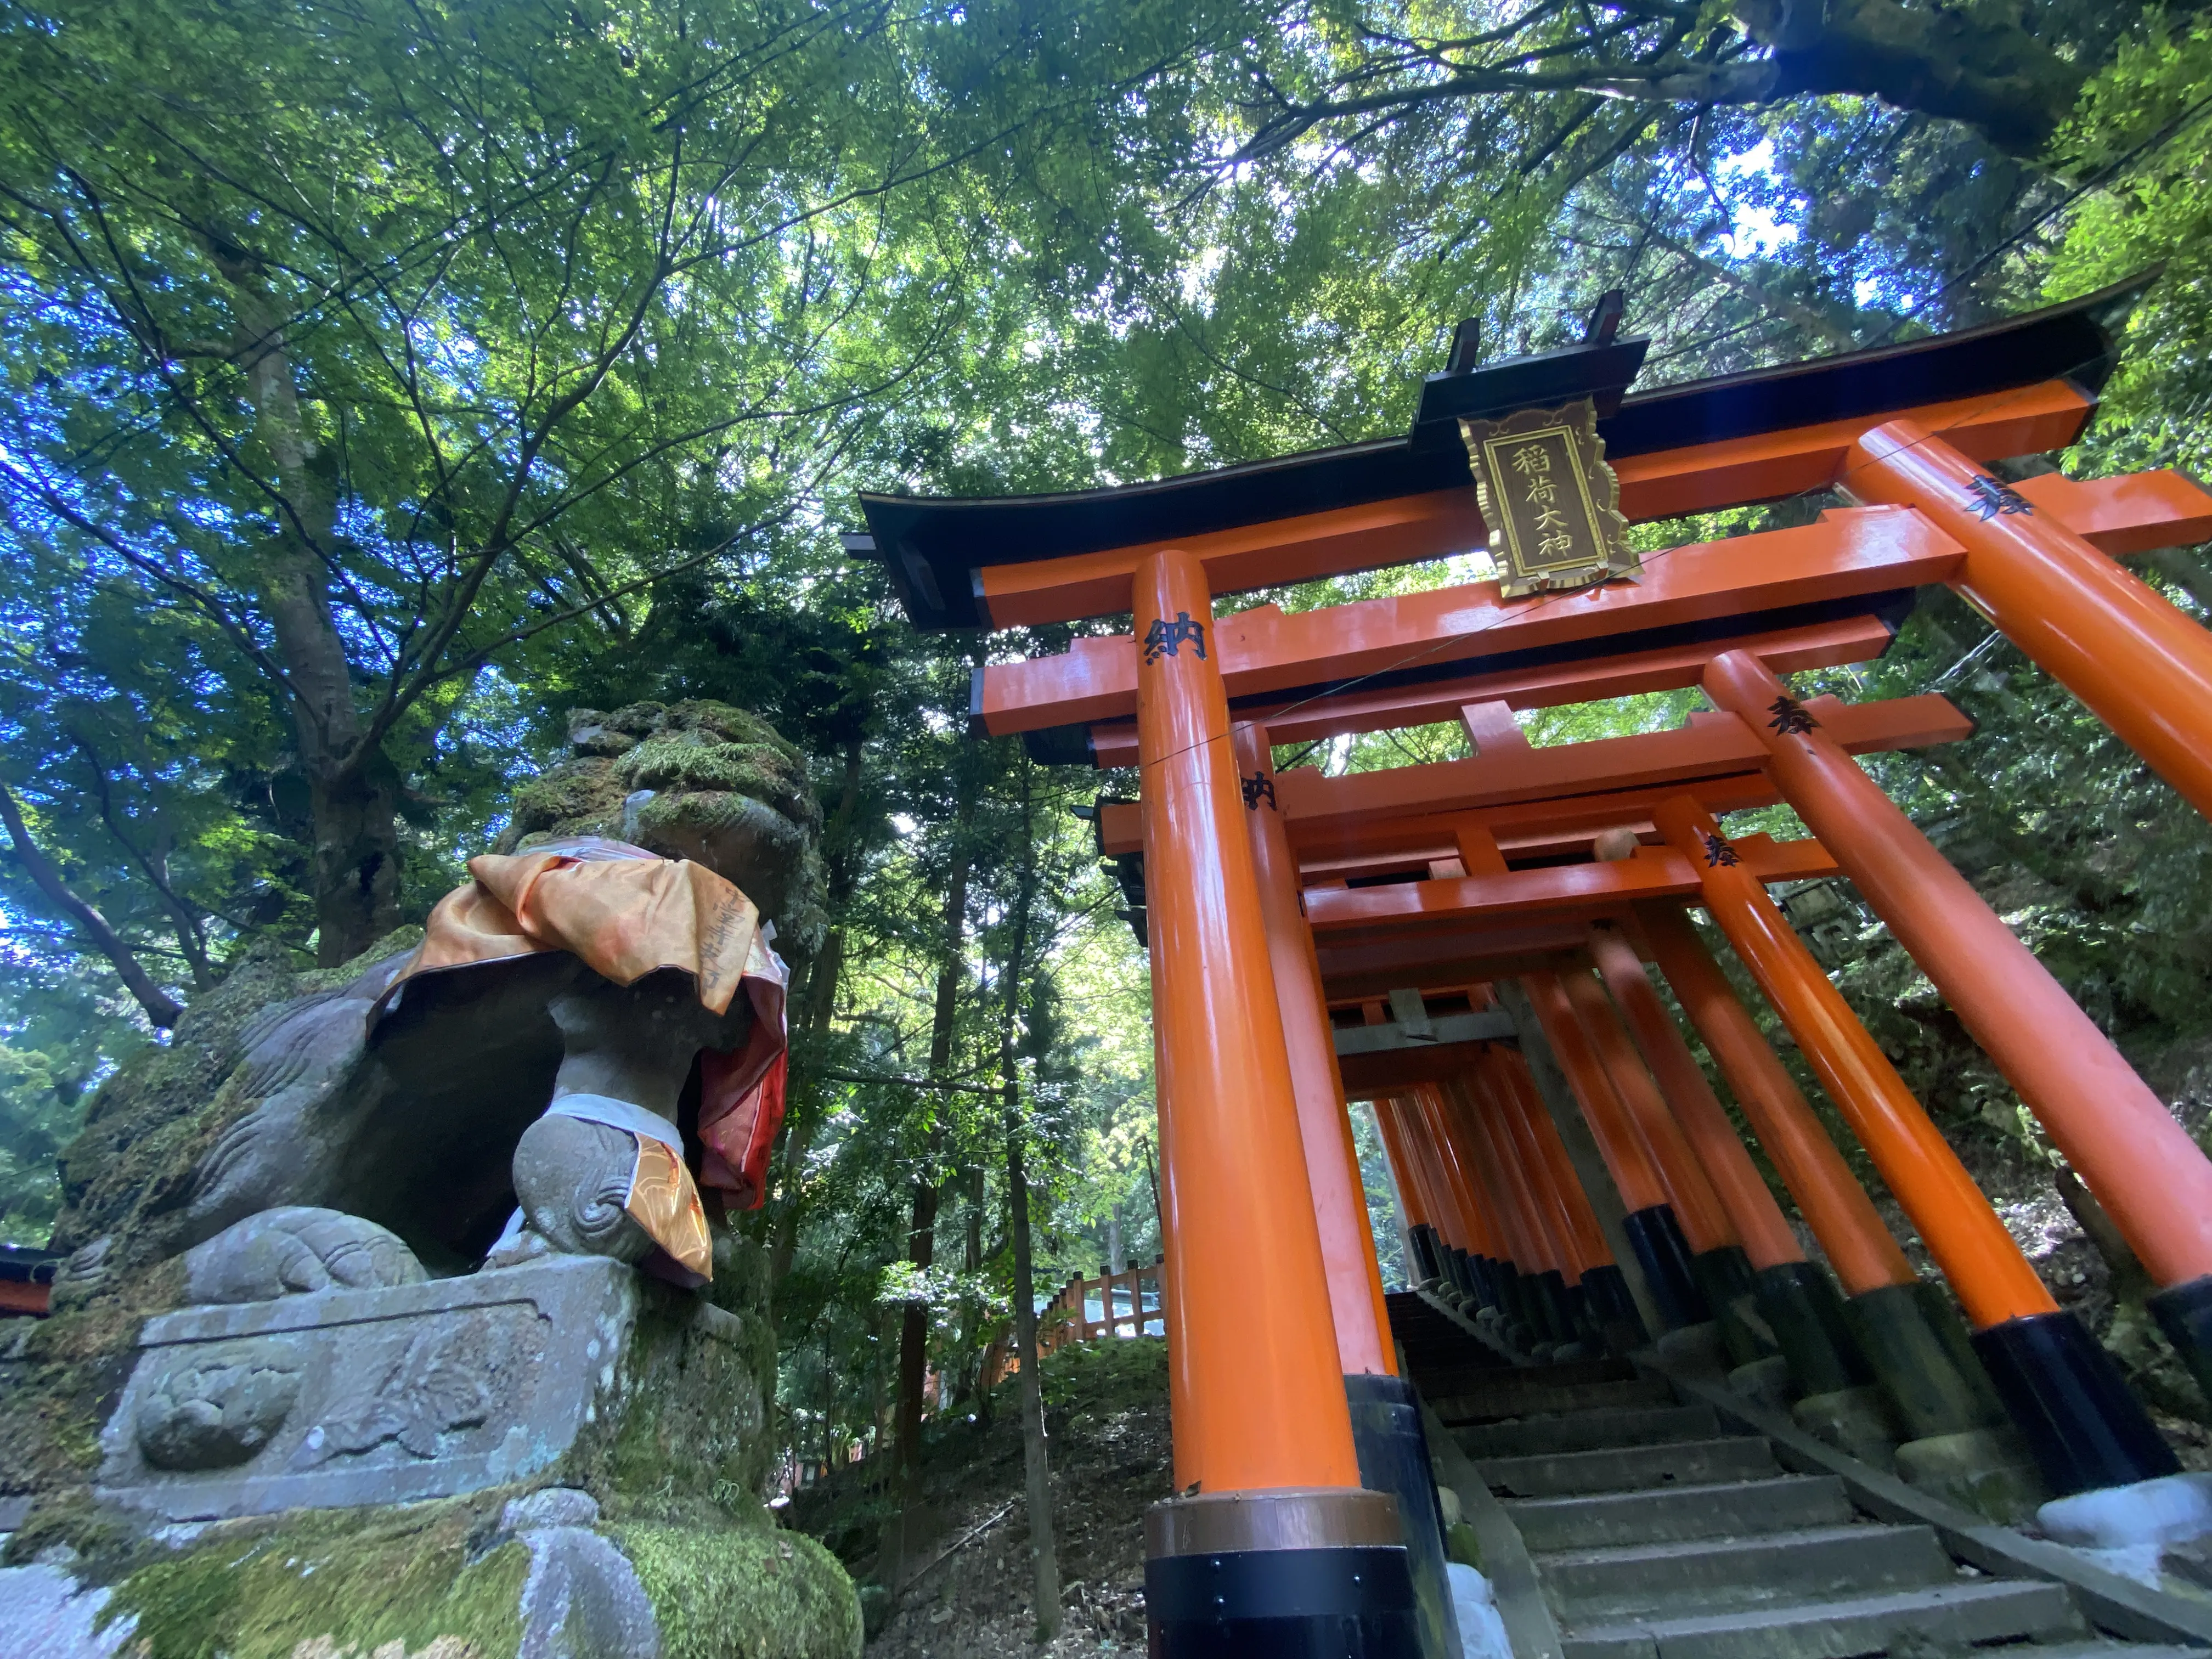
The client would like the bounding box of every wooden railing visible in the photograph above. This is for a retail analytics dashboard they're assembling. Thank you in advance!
[983,1260,1169,1385]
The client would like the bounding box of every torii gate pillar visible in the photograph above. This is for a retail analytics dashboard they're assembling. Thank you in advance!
[1707,640,2212,1413]
[1654,792,2176,1499]
[1234,720,1460,1659]
[1133,550,1419,1655]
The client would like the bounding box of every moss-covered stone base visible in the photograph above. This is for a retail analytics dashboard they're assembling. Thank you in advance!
[18,1493,865,1659]
[615,1523,863,1659]
[95,1496,528,1659]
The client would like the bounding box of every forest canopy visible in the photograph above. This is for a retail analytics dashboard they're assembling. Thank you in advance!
[4,0,2212,1504]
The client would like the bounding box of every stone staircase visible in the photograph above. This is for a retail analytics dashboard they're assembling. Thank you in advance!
[1388,1292,2209,1659]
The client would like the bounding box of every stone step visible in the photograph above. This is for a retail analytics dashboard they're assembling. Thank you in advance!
[1457,1403,1722,1460]
[1558,1577,2079,1659]
[1506,1474,1854,1552]
[1480,1435,1778,1498]
[1423,1354,1639,1393]
[1439,1374,1674,1424]
[2021,1646,2212,1658]
[1537,1522,1952,1621]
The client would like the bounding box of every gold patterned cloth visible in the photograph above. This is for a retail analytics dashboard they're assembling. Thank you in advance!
[628,1136,712,1282]
[381,838,790,1280]
[401,840,763,1014]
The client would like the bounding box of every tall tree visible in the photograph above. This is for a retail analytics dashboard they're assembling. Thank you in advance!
[881,771,976,1585]
[0,0,1209,965]
[997,755,1060,1640]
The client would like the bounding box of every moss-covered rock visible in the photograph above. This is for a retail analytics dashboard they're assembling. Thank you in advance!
[499,701,825,952]
[614,1522,862,1659]
[563,1236,781,1523]
[46,1495,861,1659]
[0,697,846,1654]
[0,1255,186,1503]
[2,930,423,1504]
[49,929,425,1271]
[93,1494,530,1658]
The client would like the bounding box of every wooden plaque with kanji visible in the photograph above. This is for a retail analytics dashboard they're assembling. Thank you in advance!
[1460,398,1636,597]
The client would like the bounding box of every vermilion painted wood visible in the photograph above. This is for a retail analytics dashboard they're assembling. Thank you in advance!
[978,507,1963,735]
[1631,901,1918,1298]
[1075,471,2202,761]
[2009,467,2212,557]
[1651,792,2059,1329]
[1415,1080,1508,1265]
[1288,774,1791,876]
[979,488,1486,628]
[1706,647,2212,1291]
[972,382,2093,629]
[1341,1037,1505,1095]
[1094,693,1971,858]
[1520,969,1674,1216]
[1275,696,1970,849]
[1471,1062,1587,1278]
[1085,613,1898,766]
[1489,1046,1618,1275]
[1370,1097,1444,1242]
[1442,1084,1548,1283]
[1132,548,1362,1494]
[1317,926,1592,1004]
[1300,836,1837,941]
[1558,968,1736,1255]
[1613,380,2090,523]
[1856,420,2212,831]
[1587,921,1804,1271]
[1233,721,1396,1378]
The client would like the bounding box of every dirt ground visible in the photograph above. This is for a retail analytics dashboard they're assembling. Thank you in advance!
[787,1340,1172,1656]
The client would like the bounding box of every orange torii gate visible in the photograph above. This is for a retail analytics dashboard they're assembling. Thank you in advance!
[861,278,2212,1656]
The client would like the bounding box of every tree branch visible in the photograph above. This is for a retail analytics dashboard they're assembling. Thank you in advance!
[0,781,183,1027]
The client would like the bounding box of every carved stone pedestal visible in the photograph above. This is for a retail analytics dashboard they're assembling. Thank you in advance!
[99,1254,640,1522]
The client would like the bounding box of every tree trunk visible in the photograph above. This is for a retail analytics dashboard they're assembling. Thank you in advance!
[950,1163,991,1419]
[882,809,973,1584]
[1007,1098,1061,1639]
[1737,0,2089,157]
[1000,757,1059,1639]
[769,740,868,1294]
[212,253,402,964]
[307,760,402,967]
[890,1177,940,1496]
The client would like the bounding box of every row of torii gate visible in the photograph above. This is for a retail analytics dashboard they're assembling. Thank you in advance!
[862,276,2212,1655]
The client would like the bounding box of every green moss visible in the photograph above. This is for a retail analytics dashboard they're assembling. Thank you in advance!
[100,1498,528,1659]
[1446,1521,1483,1570]
[50,943,300,1260]
[504,755,626,840]
[2,1485,134,1567]
[292,925,426,995]
[614,1523,862,1659]
[618,740,806,818]
[575,1271,778,1522]
[0,1256,186,1497]
[662,701,799,759]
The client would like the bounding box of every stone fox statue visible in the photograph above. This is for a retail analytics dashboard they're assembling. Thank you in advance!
[185,836,789,1283]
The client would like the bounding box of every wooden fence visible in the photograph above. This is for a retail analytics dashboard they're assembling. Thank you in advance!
[982,1260,1168,1386]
